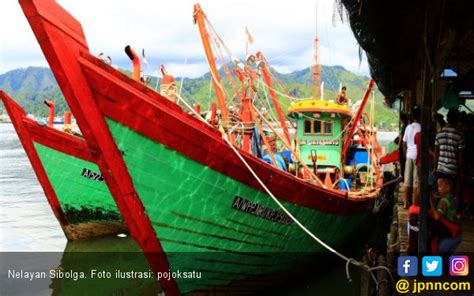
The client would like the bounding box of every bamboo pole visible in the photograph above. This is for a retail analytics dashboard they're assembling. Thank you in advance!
[256,52,291,143]
[249,107,279,169]
[193,4,229,123]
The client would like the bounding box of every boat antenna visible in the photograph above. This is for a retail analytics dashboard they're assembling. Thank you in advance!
[311,1,321,99]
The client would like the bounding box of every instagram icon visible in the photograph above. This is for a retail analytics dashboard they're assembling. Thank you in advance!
[449,256,469,276]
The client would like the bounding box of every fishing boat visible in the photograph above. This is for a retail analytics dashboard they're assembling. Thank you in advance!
[19,0,383,294]
[1,91,125,240]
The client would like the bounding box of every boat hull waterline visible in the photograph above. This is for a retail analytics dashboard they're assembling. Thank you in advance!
[0,91,125,240]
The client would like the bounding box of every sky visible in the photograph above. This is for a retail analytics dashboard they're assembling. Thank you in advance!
[0,0,369,78]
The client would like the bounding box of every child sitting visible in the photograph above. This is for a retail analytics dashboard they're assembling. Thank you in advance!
[429,177,461,256]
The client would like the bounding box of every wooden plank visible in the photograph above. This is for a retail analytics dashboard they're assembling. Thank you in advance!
[397,206,409,254]
[394,183,474,255]
[396,184,409,253]
[456,219,474,253]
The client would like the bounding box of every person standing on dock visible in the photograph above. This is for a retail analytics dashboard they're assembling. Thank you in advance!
[428,114,446,191]
[398,113,408,180]
[433,109,465,218]
[402,107,421,209]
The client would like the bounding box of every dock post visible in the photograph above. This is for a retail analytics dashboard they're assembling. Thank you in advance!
[376,255,390,296]
[386,205,399,266]
[360,265,371,296]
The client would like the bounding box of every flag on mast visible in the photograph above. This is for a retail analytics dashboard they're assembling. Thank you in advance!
[245,26,254,44]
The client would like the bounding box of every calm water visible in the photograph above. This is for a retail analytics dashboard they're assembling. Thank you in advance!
[0,123,66,252]
[0,123,396,295]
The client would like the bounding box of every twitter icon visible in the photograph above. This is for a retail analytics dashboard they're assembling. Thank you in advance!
[422,256,442,276]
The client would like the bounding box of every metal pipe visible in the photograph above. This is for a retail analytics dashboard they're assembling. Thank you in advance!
[124,45,141,82]
[43,100,54,127]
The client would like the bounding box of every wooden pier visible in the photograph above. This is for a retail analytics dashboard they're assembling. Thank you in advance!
[391,184,474,255]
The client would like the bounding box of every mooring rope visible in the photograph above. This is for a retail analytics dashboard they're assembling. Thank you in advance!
[173,91,394,284]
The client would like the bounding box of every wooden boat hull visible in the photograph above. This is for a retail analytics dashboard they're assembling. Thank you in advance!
[0,91,126,240]
[19,0,377,294]
[104,117,370,293]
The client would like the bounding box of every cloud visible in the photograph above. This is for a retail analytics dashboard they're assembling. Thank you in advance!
[1,0,369,77]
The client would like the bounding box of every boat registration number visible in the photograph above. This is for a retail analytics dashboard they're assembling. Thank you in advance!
[232,196,293,225]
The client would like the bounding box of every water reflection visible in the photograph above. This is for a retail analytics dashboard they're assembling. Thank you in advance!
[50,236,161,295]
[0,236,161,295]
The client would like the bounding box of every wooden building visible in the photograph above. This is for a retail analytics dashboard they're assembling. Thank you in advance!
[339,0,474,253]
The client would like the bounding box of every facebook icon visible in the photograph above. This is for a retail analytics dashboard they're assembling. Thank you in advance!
[398,256,418,276]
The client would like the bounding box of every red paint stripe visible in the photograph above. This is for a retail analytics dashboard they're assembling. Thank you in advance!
[19,1,180,294]
[0,91,69,227]
[79,56,371,216]
[23,119,97,163]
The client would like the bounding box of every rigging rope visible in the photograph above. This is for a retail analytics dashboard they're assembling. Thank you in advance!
[172,91,393,284]
[189,12,393,282]
[178,56,188,97]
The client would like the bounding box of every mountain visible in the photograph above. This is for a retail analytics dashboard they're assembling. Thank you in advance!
[0,67,67,116]
[0,65,398,128]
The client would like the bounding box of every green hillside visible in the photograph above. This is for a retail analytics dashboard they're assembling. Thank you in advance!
[0,67,67,117]
[0,65,398,129]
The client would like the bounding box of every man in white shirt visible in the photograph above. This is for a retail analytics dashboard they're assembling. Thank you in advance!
[403,107,421,209]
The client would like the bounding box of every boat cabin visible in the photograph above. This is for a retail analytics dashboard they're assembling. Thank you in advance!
[288,100,351,183]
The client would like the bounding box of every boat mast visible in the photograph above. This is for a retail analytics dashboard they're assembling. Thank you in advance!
[256,52,291,144]
[193,4,229,124]
[232,65,254,152]
[311,2,321,99]
[341,79,375,162]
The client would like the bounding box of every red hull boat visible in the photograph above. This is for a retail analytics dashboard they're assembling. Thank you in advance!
[1,91,126,240]
[19,0,380,294]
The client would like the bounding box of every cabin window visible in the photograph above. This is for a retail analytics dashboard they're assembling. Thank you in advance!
[324,122,333,134]
[304,120,312,134]
[302,119,332,136]
[313,120,321,134]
